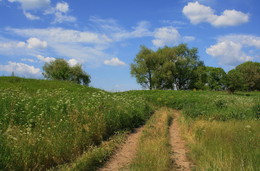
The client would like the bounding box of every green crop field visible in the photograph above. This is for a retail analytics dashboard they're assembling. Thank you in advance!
[0,77,259,170]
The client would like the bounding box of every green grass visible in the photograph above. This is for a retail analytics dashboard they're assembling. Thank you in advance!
[124,90,260,120]
[180,119,260,171]
[129,108,172,171]
[0,77,153,170]
[50,131,128,171]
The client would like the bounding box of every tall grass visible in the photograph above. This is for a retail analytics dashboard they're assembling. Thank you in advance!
[0,77,153,170]
[180,119,260,171]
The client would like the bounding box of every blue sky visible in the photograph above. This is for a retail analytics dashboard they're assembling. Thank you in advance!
[0,0,259,91]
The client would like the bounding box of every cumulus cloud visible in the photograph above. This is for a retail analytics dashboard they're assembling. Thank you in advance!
[0,61,41,77]
[206,34,260,66]
[206,40,253,65]
[104,58,126,66]
[23,11,40,20]
[27,37,47,49]
[152,27,181,47]
[8,0,50,10]
[183,1,249,27]
[152,26,195,47]
[0,37,47,49]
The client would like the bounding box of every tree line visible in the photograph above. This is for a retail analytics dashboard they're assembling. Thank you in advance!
[131,44,260,92]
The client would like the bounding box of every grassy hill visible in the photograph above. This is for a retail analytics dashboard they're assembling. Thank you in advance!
[0,77,152,170]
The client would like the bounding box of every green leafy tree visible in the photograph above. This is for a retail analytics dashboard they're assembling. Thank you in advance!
[131,46,157,90]
[226,69,246,93]
[173,44,204,90]
[206,67,226,90]
[43,58,91,86]
[236,61,260,91]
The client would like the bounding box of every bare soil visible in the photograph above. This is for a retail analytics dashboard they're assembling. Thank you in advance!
[98,127,143,171]
[169,110,193,171]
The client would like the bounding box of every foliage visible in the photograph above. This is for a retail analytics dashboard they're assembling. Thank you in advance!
[131,44,204,90]
[236,61,260,91]
[130,46,157,90]
[43,58,91,86]
[226,69,247,93]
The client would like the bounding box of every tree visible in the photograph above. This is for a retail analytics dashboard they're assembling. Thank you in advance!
[171,44,204,90]
[131,44,204,90]
[43,58,91,86]
[131,46,157,90]
[226,69,246,93]
[205,67,226,90]
[236,61,260,91]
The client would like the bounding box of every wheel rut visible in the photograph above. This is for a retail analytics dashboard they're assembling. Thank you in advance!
[169,110,193,171]
[98,127,143,171]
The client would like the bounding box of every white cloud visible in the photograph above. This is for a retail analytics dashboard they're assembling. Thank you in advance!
[21,58,37,63]
[67,58,79,66]
[152,26,194,47]
[44,2,76,24]
[36,54,55,63]
[8,0,50,10]
[27,37,47,49]
[206,40,253,65]
[104,58,126,66]
[218,35,260,48]
[17,41,26,47]
[152,27,181,47]
[52,12,76,23]
[0,37,47,50]
[23,11,40,20]
[9,28,112,44]
[56,2,69,13]
[183,1,249,27]
[206,34,260,66]
[0,61,41,77]
[89,17,152,41]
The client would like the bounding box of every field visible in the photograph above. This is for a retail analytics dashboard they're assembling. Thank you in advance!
[0,77,259,170]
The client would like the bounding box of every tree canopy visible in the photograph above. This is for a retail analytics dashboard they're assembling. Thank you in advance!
[43,58,91,86]
[131,44,260,92]
[131,44,204,90]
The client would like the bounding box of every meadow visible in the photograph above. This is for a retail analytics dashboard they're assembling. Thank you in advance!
[0,77,259,170]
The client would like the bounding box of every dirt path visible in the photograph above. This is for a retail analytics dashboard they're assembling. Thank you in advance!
[98,127,143,171]
[170,110,193,171]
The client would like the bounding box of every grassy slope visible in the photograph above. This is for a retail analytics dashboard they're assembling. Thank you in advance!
[0,77,153,170]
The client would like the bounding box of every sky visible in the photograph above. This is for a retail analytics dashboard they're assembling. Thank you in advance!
[0,0,259,91]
